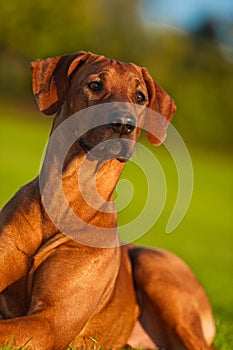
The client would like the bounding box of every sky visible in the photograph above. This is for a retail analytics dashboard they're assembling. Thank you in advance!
[143,0,233,31]
[142,0,233,59]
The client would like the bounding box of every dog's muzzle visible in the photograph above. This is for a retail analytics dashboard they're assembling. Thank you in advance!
[79,113,137,162]
[108,112,137,136]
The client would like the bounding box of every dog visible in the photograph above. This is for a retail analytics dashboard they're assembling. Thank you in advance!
[0,51,215,349]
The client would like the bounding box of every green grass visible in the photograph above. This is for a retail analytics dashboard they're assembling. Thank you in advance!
[0,338,32,350]
[0,104,232,349]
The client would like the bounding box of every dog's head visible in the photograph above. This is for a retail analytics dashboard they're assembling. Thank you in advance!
[31,51,176,162]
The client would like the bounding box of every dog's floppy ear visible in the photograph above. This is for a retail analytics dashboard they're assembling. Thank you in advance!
[142,68,176,146]
[31,51,90,115]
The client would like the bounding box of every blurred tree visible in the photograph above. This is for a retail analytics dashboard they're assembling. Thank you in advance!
[0,0,146,58]
[0,0,146,95]
[96,0,148,62]
[193,20,216,42]
[142,29,233,150]
[0,0,100,57]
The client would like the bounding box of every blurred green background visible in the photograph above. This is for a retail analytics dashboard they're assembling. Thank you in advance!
[0,0,232,348]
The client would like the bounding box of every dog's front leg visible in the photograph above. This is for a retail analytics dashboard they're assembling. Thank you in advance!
[0,234,30,293]
[0,180,43,292]
[0,242,120,349]
[0,314,54,349]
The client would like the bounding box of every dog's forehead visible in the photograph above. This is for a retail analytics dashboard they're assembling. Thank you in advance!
[82,55,143,80]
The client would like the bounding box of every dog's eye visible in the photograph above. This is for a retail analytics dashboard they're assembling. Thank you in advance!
[135,91,146,104]
[88,81,102,92]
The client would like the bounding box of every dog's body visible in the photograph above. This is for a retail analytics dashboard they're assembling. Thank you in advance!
[0,52,215,349]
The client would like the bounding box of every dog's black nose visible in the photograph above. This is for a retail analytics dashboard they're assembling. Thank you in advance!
[109,113,137,135]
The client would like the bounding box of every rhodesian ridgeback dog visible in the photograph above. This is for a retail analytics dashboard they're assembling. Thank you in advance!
[0,51,215,349]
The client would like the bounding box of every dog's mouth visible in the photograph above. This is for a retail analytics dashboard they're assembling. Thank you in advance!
[79,138,132,162]
[79,139,92,153]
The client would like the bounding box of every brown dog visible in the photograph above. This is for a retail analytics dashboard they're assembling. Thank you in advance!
[0,51,215,349]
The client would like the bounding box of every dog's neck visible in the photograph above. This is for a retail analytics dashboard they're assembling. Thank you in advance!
[40,137,125,247]
[62,151,125,226]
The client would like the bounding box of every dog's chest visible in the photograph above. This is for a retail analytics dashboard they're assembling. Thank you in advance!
[70,248,139,348]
